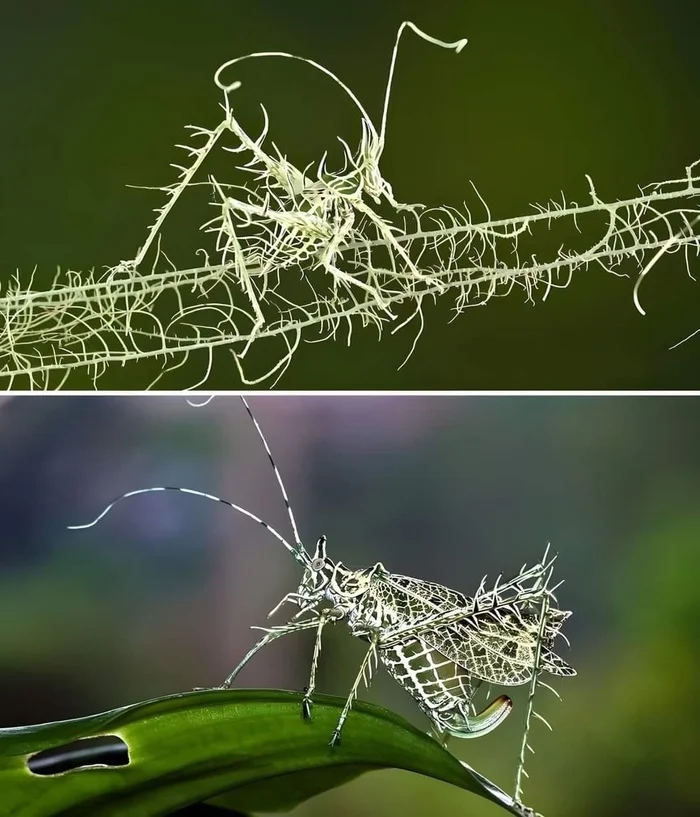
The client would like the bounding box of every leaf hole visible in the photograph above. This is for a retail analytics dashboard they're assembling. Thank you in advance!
[27,735,130,775]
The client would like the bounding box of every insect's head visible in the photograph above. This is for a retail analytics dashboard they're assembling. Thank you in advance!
[297,535,335,599]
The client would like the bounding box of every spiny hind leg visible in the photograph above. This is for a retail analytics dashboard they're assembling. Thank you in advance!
[330,635,379,747]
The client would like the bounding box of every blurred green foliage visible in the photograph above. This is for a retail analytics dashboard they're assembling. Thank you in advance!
[1,690,525,816]
[1,0,699,388]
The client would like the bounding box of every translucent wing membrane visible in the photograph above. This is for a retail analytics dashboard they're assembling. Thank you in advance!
[371,549,574,685]
[423,611,574,685]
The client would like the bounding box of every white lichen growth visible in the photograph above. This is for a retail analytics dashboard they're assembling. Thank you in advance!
[1,21,699,388]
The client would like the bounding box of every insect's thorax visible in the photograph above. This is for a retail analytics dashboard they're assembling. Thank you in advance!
[321,562,406,636]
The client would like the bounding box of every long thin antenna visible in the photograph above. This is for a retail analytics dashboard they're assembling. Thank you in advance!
[67,398,313,569]
[379,22,468,150]
[239,396,305,557]
[67,486,309,567]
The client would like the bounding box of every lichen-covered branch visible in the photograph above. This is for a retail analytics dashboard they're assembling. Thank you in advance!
[1,22,698,389]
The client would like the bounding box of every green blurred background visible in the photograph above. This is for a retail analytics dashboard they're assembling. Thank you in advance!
[0,394,697,816]
[1,0,700,389]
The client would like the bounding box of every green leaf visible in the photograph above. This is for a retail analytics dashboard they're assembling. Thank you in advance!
[0,689,530,816]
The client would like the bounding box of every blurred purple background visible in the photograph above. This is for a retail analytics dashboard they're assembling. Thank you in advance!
[0,395,697,816]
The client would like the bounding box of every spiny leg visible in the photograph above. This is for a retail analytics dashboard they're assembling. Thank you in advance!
[267,591,315,619]
[220,615,323,689]
[302,609,335,719]
[330,634,379,747]
[514,592,551,803]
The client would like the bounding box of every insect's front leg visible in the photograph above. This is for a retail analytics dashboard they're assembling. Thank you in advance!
[218,615,326,689]
[302,607,345,720]
[266,591,312,619]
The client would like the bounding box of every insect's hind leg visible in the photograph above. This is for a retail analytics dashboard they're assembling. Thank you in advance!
[330,633,379,747]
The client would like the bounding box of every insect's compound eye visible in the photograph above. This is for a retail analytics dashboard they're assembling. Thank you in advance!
[311,558,325,572]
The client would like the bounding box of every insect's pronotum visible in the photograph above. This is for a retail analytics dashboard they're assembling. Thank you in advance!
[68,399,575,765]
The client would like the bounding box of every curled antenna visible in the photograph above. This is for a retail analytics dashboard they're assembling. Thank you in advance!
[214,48,375,130]
[379,22,467,151]
[213,20,466,204]
[186,394,216,408]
